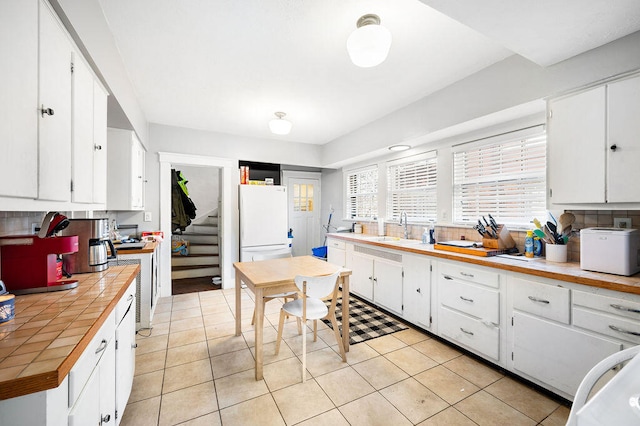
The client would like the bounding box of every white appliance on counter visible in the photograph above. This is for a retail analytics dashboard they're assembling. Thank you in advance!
[239,185,291,261]
[580,227,640,276]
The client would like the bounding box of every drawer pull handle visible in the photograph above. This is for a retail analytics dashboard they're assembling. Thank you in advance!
[460,272,474,278]
[95,339,108,354]
[528,296,550,304]
[610,304,640,314]
[460,327,474,336]
[609,325,640,337]
[459,296,474,303]
[443,275,453,280]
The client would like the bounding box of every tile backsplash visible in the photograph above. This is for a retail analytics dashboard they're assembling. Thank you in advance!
[356,210,640,262]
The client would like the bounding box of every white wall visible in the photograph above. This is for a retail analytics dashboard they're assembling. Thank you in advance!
[175,165,219,222]
[321,31,640,168]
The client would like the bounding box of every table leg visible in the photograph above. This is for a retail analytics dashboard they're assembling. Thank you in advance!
[235,273,242,337]
[342,275,350,352]
[254,287,265,380]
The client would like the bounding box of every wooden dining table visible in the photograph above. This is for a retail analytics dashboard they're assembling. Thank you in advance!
[233,255,352,380]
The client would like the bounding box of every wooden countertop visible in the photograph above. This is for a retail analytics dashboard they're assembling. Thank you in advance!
[328,233,640,296]
[114,240,159,255]
[0,265,140,400]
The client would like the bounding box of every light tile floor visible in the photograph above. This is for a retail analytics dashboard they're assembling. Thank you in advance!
[121,288,571,426]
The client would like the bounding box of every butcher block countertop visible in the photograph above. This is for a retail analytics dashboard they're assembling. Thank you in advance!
[328,233,640,296]
[0,265,140,400]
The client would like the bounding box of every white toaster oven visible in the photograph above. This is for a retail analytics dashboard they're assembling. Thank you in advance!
[580,228,640,276]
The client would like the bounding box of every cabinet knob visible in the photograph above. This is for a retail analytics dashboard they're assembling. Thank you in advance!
[94,144,103,150]
[40,106,54,117]
[101,414,111,424]
[416,288,421,293]
[610,144,617,151]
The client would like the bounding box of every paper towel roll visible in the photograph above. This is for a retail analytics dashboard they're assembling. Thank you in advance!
[378,217,385,236]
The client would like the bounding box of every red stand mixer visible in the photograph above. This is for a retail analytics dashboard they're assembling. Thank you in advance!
[0,213,79,294]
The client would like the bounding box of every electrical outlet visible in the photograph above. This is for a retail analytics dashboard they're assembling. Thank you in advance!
[614,218,631,228]
[31,223,39,234]
[144,211,152,222]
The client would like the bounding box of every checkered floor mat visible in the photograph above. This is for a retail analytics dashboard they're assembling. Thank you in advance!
[322,297,408,345]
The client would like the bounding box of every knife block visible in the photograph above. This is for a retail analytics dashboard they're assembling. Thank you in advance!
[482,225,516,250]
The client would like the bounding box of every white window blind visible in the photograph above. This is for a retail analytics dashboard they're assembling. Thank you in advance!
[453,130,547,227]
[386,153,437,222]
[345,165,378,219]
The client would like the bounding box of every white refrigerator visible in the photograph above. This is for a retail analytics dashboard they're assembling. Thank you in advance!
[239,185,291,261]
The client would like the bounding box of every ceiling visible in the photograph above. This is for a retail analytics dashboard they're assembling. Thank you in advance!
[98,0,640,145]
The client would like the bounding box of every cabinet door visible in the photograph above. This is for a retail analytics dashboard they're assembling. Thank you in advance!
[607,75,640,202]
[327,247,346,268]
[402,255,431,328]
[100,341,116,426]
[374,258,403,315]
[93,81,108,204]
[350,252,373,301]
[0,0,38,199]
[71,51,95,203]
[512,312,621,397]
[115,302,136,424]
[131,136,145,209]
[38,0,72,202]
[547,87,606,204]
[68,362,100,426]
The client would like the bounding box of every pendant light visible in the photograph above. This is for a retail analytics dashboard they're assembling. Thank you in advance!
[347,14,392,68]
[269,112,292,135]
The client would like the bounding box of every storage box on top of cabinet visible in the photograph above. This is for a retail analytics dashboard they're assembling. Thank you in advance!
[107,128,146,210]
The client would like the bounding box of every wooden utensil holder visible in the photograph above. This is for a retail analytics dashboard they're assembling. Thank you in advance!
[482,225,516,250]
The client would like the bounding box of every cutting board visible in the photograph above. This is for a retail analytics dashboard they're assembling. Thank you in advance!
[434,243,508,257]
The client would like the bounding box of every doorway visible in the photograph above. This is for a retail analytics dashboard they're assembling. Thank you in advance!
[159,153,237,299]
[282,171,322,257]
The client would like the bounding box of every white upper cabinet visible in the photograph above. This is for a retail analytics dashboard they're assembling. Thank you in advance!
[0,0,38,199]
[71,51,109,205]
[107,128,146,211]
[38,0,73,202]
[547,74,640,205]
[606,75,640,203]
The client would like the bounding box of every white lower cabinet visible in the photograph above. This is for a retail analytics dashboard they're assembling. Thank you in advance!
[115,291,136,424]
[437,261,502,362]
[326,238,346,267]
[402,254,432,330]
[511,312,621,397]
[349,246,403,315]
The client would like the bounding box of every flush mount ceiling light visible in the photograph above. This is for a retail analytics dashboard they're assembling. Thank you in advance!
[347,14,392,68]
[268,112,292,135]
[388,144,411,151]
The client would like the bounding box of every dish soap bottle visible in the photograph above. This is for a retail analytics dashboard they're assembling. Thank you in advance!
[422,227,429,244]
[524,230,534,258]
[429,220,436,244]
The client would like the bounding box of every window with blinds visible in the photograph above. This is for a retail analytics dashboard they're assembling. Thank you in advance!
[453,131,547,227]
[386,153,437,222]
[345,166,378,219]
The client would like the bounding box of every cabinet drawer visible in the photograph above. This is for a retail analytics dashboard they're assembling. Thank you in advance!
[439,306,500,361]
[573,290,640,321]
[439,278,499,324]
[68,310,115,408]
[512,277,570,324]
[573,307,640,345]
[439,261,500,289]
[327,239,346,250]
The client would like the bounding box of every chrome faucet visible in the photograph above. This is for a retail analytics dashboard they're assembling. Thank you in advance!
[399,211,409,239]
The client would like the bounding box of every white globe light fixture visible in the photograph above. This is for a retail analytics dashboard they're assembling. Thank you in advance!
[269,112,292,135]
[347,14,392,68]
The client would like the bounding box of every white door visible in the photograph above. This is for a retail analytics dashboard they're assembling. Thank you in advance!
[283,172,321,257]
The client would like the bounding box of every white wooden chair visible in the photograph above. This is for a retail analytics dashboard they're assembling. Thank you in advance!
[251,252,301,334]
[274,271,346,382]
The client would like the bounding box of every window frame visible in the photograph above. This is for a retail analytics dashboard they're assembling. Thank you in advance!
[344,165,379,220]
[386,151,438,223]
[451,126,547,228]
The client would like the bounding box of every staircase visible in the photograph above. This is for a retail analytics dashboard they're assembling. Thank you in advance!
[171,213,220,281]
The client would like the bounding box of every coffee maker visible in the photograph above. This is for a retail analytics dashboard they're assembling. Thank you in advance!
[61,219,117,273]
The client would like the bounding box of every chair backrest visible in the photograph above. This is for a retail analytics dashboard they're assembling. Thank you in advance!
[252,251,292,261]
[294,272,340,299]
